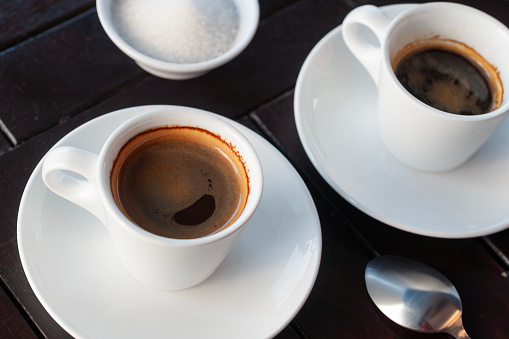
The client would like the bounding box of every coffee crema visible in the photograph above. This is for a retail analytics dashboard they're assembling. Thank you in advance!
[392,38,503,115]
[110,126,249,239]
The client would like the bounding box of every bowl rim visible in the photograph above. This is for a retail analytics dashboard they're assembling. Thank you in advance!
[96,0,260,73]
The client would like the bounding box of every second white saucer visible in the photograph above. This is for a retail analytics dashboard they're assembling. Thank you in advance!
[295,4,509,238]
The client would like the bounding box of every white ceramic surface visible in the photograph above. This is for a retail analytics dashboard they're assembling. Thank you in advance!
[41,107,263,290]
[342,3,509,172]
[294,4,509,238]
[18,106,321,338]
[96,0,259,80]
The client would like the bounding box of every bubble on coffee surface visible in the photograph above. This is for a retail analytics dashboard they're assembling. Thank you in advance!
[110,127,249,239]
[393,41,499,115]
[174,194,215,225]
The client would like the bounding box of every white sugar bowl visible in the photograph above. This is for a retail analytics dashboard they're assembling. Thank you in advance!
[97,0,259,80]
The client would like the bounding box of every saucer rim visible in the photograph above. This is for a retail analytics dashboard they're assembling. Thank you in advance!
[294,3,509,239]
[17,105,322,338]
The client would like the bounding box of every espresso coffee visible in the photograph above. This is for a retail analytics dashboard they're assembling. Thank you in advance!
[110,126,249,239]
[392,39,503,115]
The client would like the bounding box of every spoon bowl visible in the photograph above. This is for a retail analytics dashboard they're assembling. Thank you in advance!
[365,255,471,338]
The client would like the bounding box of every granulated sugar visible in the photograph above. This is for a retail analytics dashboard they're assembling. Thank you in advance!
[111,0,239,64]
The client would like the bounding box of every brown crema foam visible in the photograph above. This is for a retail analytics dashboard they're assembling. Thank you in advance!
[392,38,503,115]
[110,126,249,239]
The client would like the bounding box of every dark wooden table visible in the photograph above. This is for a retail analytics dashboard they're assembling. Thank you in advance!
[2,0,509,338]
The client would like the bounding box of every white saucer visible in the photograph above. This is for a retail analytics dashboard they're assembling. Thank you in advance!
[18,106,322,339]
[294,4,509,239]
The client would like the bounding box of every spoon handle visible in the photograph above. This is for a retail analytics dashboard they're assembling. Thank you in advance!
[444,317,471,339]
[455,327,471,339]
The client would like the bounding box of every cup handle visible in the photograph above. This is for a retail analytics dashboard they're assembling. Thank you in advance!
[342,5,392,86]
[42,146,106,225]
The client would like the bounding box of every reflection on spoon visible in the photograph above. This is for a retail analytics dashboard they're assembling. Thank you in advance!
[365,255,471,339]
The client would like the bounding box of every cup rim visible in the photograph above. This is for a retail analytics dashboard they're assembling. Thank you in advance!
[98,106,263,246]
[96,0,260,73]
[382,1,509,121]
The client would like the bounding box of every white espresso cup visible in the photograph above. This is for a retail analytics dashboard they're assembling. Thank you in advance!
[342,3,509,172]
[42,107,263,290]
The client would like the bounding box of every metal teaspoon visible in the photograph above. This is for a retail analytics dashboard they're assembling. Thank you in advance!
[365,255,471,339]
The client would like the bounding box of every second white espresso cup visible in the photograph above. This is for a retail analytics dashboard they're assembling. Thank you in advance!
[42,107,263,290]
[342,3,509,172]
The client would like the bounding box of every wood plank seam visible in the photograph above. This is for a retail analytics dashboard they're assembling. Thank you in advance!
[480,237,509,271]
[0,3,96,53]
[0,241,44,338]
[0,7,96,57]
[289,320,310,339]
[55,72,149,127]
[0,118,17,146]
